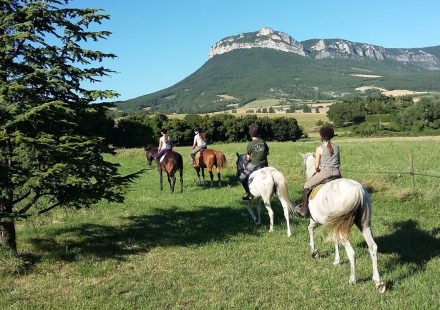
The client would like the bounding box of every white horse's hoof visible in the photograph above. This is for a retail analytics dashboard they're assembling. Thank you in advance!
[311,250,320,258]
[376,282,386,293]
[287,232,292,237]
[333,260,340,265]
[349,278,356,285]
[268,228,274,233]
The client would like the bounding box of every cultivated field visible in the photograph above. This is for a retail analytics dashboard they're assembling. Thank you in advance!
[1,137,439,309]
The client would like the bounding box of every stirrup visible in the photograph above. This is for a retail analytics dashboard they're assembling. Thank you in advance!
[294,205,308,217]
[242,193,253,201]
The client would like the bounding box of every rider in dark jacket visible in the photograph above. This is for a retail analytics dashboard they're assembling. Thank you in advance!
[239,124,270,200]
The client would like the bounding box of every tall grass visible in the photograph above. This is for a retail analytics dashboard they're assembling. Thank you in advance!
[1,138,439,309]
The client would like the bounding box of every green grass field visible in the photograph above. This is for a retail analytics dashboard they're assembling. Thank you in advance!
[1,137,439,309]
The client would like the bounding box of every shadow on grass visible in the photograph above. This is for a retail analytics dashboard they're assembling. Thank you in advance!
[375,220,440,290]
[29,205,261,262]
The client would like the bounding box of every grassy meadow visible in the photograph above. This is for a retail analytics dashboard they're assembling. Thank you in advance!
[1,137,440,309]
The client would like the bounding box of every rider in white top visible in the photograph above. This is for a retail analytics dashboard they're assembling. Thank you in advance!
[156,128,173,161]
[190,127,207,164]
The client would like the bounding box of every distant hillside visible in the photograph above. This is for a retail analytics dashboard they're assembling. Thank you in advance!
[117,27,440,113]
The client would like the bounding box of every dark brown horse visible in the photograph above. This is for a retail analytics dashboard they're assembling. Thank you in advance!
[145,147,183,193]
[193,149,227,187]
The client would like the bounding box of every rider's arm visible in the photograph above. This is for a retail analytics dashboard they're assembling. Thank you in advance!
[315,146,322,172]
[192,136,196,148]
[158,138,163,150]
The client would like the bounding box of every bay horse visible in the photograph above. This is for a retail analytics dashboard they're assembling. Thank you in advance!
[236,154,294,237]
[193,149,227,187]
[300,152,385,292]
[145,147,183,193]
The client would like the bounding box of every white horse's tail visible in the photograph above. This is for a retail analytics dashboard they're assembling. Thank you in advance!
[271,169,295,214]
[323,183,367,243]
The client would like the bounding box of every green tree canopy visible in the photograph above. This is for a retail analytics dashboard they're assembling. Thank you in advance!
[0,0,136,252]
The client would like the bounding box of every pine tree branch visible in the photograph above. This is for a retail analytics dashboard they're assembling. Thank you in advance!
[12,190,31,205]
[38,202,62,215]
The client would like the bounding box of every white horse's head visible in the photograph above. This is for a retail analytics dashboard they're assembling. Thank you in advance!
[299,152,315,180]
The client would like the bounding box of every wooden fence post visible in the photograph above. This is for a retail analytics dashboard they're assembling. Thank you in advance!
[409,154,416,191]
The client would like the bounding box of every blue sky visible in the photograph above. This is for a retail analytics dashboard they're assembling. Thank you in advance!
[75,0,440,101]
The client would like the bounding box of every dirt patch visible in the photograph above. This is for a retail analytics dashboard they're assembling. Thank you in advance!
[381,90,427,96]
[351,74,382,78]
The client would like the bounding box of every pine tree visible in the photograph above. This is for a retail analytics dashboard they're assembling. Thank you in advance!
[0,0,136,252]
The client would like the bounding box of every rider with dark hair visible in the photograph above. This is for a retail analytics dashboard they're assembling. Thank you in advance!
[190,127,207,164]
[295,125,341,217]
[239,124,270,200]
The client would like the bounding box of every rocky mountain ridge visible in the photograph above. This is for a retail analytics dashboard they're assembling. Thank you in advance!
[209,27,440,70]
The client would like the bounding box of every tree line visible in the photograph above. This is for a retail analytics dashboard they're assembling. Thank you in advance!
[111,113,304,148]
[327,95,440,135]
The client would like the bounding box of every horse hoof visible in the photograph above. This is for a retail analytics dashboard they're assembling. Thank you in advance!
[376,282,386,293]
[311,250,320,258]
[255,220,261,226]
[333,260,340,265]
[349,278,356,285]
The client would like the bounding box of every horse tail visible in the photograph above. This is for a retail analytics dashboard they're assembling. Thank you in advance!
[213,150,227,168]
[272,169,295,214]
[323,184,365,243]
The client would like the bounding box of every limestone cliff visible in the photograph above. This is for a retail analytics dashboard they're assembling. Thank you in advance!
[209,27,440,70]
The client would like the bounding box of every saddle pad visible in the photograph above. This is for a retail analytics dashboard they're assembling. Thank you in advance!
[159,154,166,163]
[309,184,324,200]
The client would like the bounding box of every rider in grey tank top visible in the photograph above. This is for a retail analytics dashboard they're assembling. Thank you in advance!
[295,125,341,217]
[320,143,340,168]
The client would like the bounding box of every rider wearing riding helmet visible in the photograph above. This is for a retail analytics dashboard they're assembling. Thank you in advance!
[295,125,341,217]
[239,124,270,200]
[191,127,207,164]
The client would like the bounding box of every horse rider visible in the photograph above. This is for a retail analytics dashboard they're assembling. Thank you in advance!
[294,125,341,217]
[155,128,173,166]
[239,124,270,200]
[191,127,207,164]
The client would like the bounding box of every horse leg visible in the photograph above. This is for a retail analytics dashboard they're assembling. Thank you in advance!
[256,199,261,226]
[201,167,205,184]
[216,166,222,187]
[360,225,385,292]
[277,194,292,237]
[245,200,258,225]
[159,169,163,191]
[333,242,341,265]
[166,173,173,192]
[263,200,274,233]
[194,167,201,184]
[208,167,214,187]
[341,239,356,285]
[170,174,176,193]
[308,219,319,258]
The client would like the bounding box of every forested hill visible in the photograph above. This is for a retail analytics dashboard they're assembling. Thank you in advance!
[117,28,440,113]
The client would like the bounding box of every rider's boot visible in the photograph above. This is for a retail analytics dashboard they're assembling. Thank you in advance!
[294,188,311,217]
[240,179,253,200]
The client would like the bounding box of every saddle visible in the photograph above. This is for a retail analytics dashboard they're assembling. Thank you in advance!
[247,164,268,186]
[308,176,341,201]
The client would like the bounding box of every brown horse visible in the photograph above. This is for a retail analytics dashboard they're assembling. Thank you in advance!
[193,149,227,187]
[145,147,183,193]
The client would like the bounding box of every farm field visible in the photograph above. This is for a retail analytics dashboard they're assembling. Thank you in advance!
[1,137,440,309]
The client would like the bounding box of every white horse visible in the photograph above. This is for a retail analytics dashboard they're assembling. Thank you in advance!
[300,153,385,292]
[236,154,294,237]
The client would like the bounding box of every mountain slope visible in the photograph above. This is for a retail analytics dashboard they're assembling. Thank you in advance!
[117,28,440,113]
